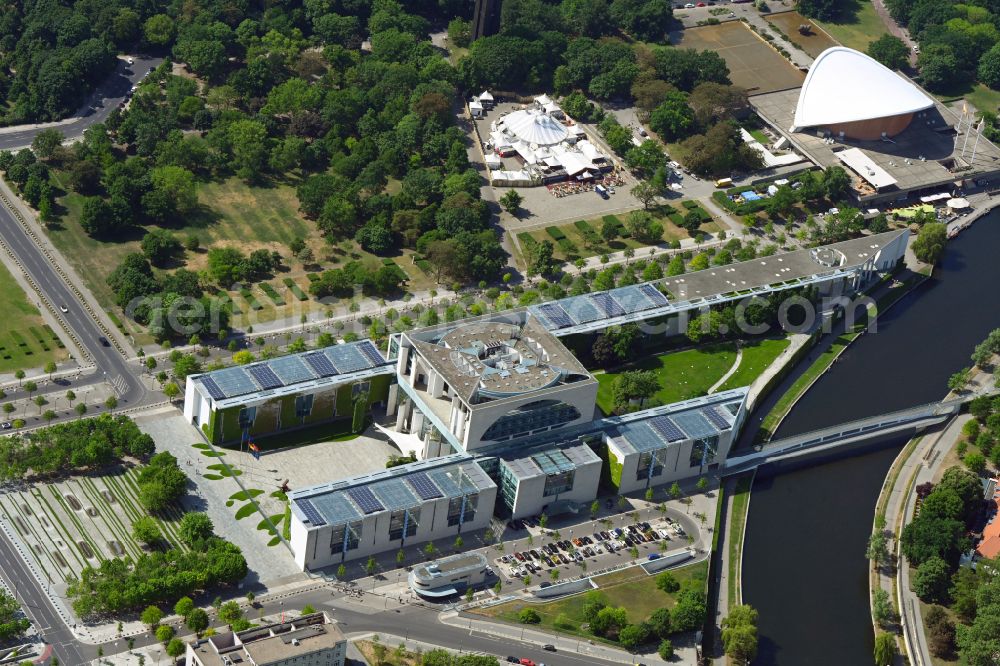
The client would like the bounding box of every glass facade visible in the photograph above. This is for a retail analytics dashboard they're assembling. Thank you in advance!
[329,521,362,555]
[482,400,581,442]
[388,508,419,541]
[498,465,518,512]
[543,470,575,497]
[295,394,314,417]
[447,494,478,526]
[238,406,257,428]
[636,448,668,482]
[689,436,720,468]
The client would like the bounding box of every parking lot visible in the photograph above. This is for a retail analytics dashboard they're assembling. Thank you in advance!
[674,21,806,95]
[496,516,689,581]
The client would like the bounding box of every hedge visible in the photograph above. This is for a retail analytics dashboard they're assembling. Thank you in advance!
[681,200,699,209]
[574,219,595,234]
[259,282,286,306]
[240,288,263,311]
[545,226,567,241]
[282,277,308,302]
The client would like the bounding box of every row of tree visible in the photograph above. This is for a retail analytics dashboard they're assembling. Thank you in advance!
[0,414,154,481]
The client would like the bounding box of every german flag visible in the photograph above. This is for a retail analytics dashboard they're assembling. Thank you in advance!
[248,441,260,460]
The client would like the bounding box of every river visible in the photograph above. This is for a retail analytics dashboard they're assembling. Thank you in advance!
[741,213,1000,665]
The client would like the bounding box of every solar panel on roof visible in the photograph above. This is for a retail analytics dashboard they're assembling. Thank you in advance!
[560,296,604,323]
[348,486,384,514]
[211,367,258,398]
[358,340,385,366]
[297,499,327,526]
[247,364,282,390]
[537,303,574,329]
[673,412,717,439]
[268,355,317,385]
[200,376,225,400]
[326,345,369,373]
[639,283,668,306]
[591,292,626,317]
[705,407,732,430]
[303,351,338,377]
[649,416,686,442]
[611,286,655,314]
[406,472,443,500]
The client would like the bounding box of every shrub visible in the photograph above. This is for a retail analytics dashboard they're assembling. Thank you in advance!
[545,226,567,241]
[518,608,541,624]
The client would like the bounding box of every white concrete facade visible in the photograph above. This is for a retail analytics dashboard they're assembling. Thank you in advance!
[289,455,497,570]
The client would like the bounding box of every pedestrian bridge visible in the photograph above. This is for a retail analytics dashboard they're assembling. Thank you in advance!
[723,398,965,476]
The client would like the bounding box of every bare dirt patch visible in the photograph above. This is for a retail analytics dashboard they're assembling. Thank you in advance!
[765,11,838,58]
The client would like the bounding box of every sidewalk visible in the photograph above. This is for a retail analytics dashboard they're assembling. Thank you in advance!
[877,367,995,666]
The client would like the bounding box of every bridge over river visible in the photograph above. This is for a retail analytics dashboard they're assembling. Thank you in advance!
[723,398,968,476]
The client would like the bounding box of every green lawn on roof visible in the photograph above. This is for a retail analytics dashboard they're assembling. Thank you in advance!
[595,344,737,415]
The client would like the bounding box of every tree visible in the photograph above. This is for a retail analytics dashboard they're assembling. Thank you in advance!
[141,605,164,630]
[646,607,672,638]
[867,530,889,567]
[179,513,215,546]
[631,181,659,210]
[669,482,682,501]
[868,34,909,71]
[822,166,851,201]
[186,607,210,634]
[499,189,523,215]
[697,477,709,493]
[227,120,269,183]
[337,564,346,579]
[32,130,65,160]
[526,239,556,277]
[657,639,673,660]
[872,588,894,627]
[980,43,1000,89]
[948,367,971,393]
[105,396,118,412]
[796,0,842,21]
[166,638,186,658]
[519,608,541,624]
[163,383,180,402]
[873,632,896,666]
[721,604,758,664]
[618,623,651,650]
[174,597,195,618]
[910,222,947,265]
[141,229,182,267]
[656,572,680,593]
[218,601,243,625]
[80,197,118,237]
[132,516,162,546]
[918,44,960,92]
[649,92,695,141]
[924,605,955,657]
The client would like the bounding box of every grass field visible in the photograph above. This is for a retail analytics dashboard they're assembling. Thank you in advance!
[596,344,737,415]
[0,261,67,373]
[726,475,752,606]
[675,22,804,94]
[935,82,1000,115]
[515,202,721,268]
[48,174,427,333]
[477,560,708,643]
[814,0,889,53]
[718,338,791,392]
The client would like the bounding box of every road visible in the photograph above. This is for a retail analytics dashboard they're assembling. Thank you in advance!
[0,193,144,406]
[0,527,85,665]
[0,55,163,151]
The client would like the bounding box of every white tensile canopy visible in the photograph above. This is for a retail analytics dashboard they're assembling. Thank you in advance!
[947,197,970,210]
[502,109,569,146]
[792,47,934,130]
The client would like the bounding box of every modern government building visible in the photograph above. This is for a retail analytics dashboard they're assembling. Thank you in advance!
[184,230,908,570]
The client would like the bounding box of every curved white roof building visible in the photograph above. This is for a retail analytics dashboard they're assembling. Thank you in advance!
[792,47,934,140]
[501,108,569,146]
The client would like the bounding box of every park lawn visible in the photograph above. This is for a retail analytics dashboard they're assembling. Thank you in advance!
[48,173,406,330]
[934,82,1000,115]
[748,129,769,145]
[479,560,708,641]
[717,337,791,392]
[595,344,737,415]
[0,261,68,373]
[814,0,889,52]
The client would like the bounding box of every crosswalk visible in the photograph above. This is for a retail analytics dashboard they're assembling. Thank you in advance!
[109,374,128,395]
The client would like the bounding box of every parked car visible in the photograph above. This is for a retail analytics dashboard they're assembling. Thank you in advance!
[520,658,536,666]
[506,657,519,663]
[648,553,661,561]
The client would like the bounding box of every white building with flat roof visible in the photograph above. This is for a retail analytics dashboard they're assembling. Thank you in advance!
[185,612,345,666]
[288,454,497,569]
[408,552,491,598]
[391,313,598,459]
